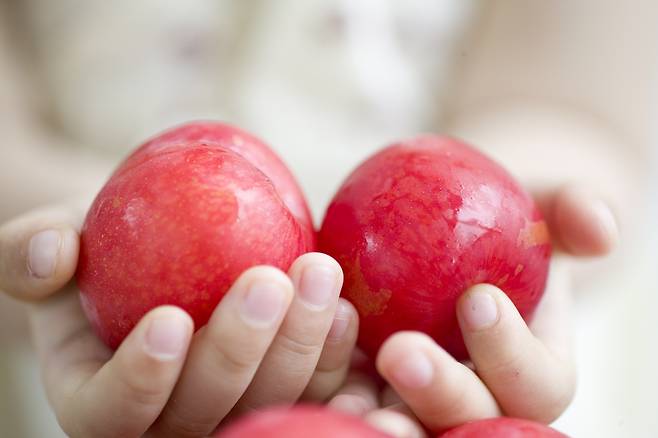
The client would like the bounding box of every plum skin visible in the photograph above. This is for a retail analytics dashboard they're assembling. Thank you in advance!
[219,406,567,438]
[318,136,551,360]
[216,405,392,438]
[117,121,314,236]
[440,417,568,437]
[77,122,314,349]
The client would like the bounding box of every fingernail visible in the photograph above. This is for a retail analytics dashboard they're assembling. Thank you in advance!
[591,199,619,248]
[144,311,190,361]
[327,300,351,341]
[240,281,287,327]
[28,230,61,278]
[299,264,338,310]
[462,289,499,330]
[391,350,433,388]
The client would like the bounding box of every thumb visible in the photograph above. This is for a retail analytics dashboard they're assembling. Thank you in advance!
[534,184,618,256]
[0,203,83,300]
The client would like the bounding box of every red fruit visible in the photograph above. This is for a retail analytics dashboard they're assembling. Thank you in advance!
[118,121,314,236]
[318,136,550,359]
[216,405,392,438]
[440,417,568,437]
[77,122,314,349]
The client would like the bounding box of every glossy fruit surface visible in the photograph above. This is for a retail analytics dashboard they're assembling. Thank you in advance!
[119,121,314,234]
[319,136,550,359]
[216,405,392,438]
[77,122,314,348]
[440,417,568,437]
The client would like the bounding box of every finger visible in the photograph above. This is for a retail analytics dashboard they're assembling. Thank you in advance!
[327,372,380,416]
[0,205,81,300]
[376,332,500,432]
[73,306,193,438]
[234,253,343,412]
[29,285,112,415]
[529,260,573,361]
[152,266,294,438]
[365,406,428,438]
[302,298,359,401]
[457,284,576,423]
[31,293,193,438]
[535,185,618,256]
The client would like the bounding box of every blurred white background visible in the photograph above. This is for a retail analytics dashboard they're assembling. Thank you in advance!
[0,1,656,436]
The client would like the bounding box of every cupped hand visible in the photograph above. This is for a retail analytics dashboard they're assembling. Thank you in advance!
[328,185,618,438]
[0,203,359,438]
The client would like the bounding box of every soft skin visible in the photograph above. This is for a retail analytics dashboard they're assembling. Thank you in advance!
[0,203,360,438]
[0,183,620,438]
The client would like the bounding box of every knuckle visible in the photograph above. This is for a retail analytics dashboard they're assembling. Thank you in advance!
[120,372,166,407]
[159,407,218,438]
[207,334,261,376]
[276,332,322,360]
[478,349,526,381]
[111,356,170,409]
[431,378,478,419]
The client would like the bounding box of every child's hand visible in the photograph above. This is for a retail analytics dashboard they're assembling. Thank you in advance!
[0,202,359,438]
[328,185,618,438]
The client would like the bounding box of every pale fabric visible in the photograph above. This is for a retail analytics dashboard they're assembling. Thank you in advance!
[19,0,477,218]
[0,1,656,437]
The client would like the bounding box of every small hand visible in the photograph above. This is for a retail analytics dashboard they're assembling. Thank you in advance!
[328,185,618,438]
[0,203,359,438]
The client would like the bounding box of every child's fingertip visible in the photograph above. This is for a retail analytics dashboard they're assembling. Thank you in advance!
[590,198,619,253]
[27,229,62,279]
[555,186,618,256]
[143,306,193,361]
